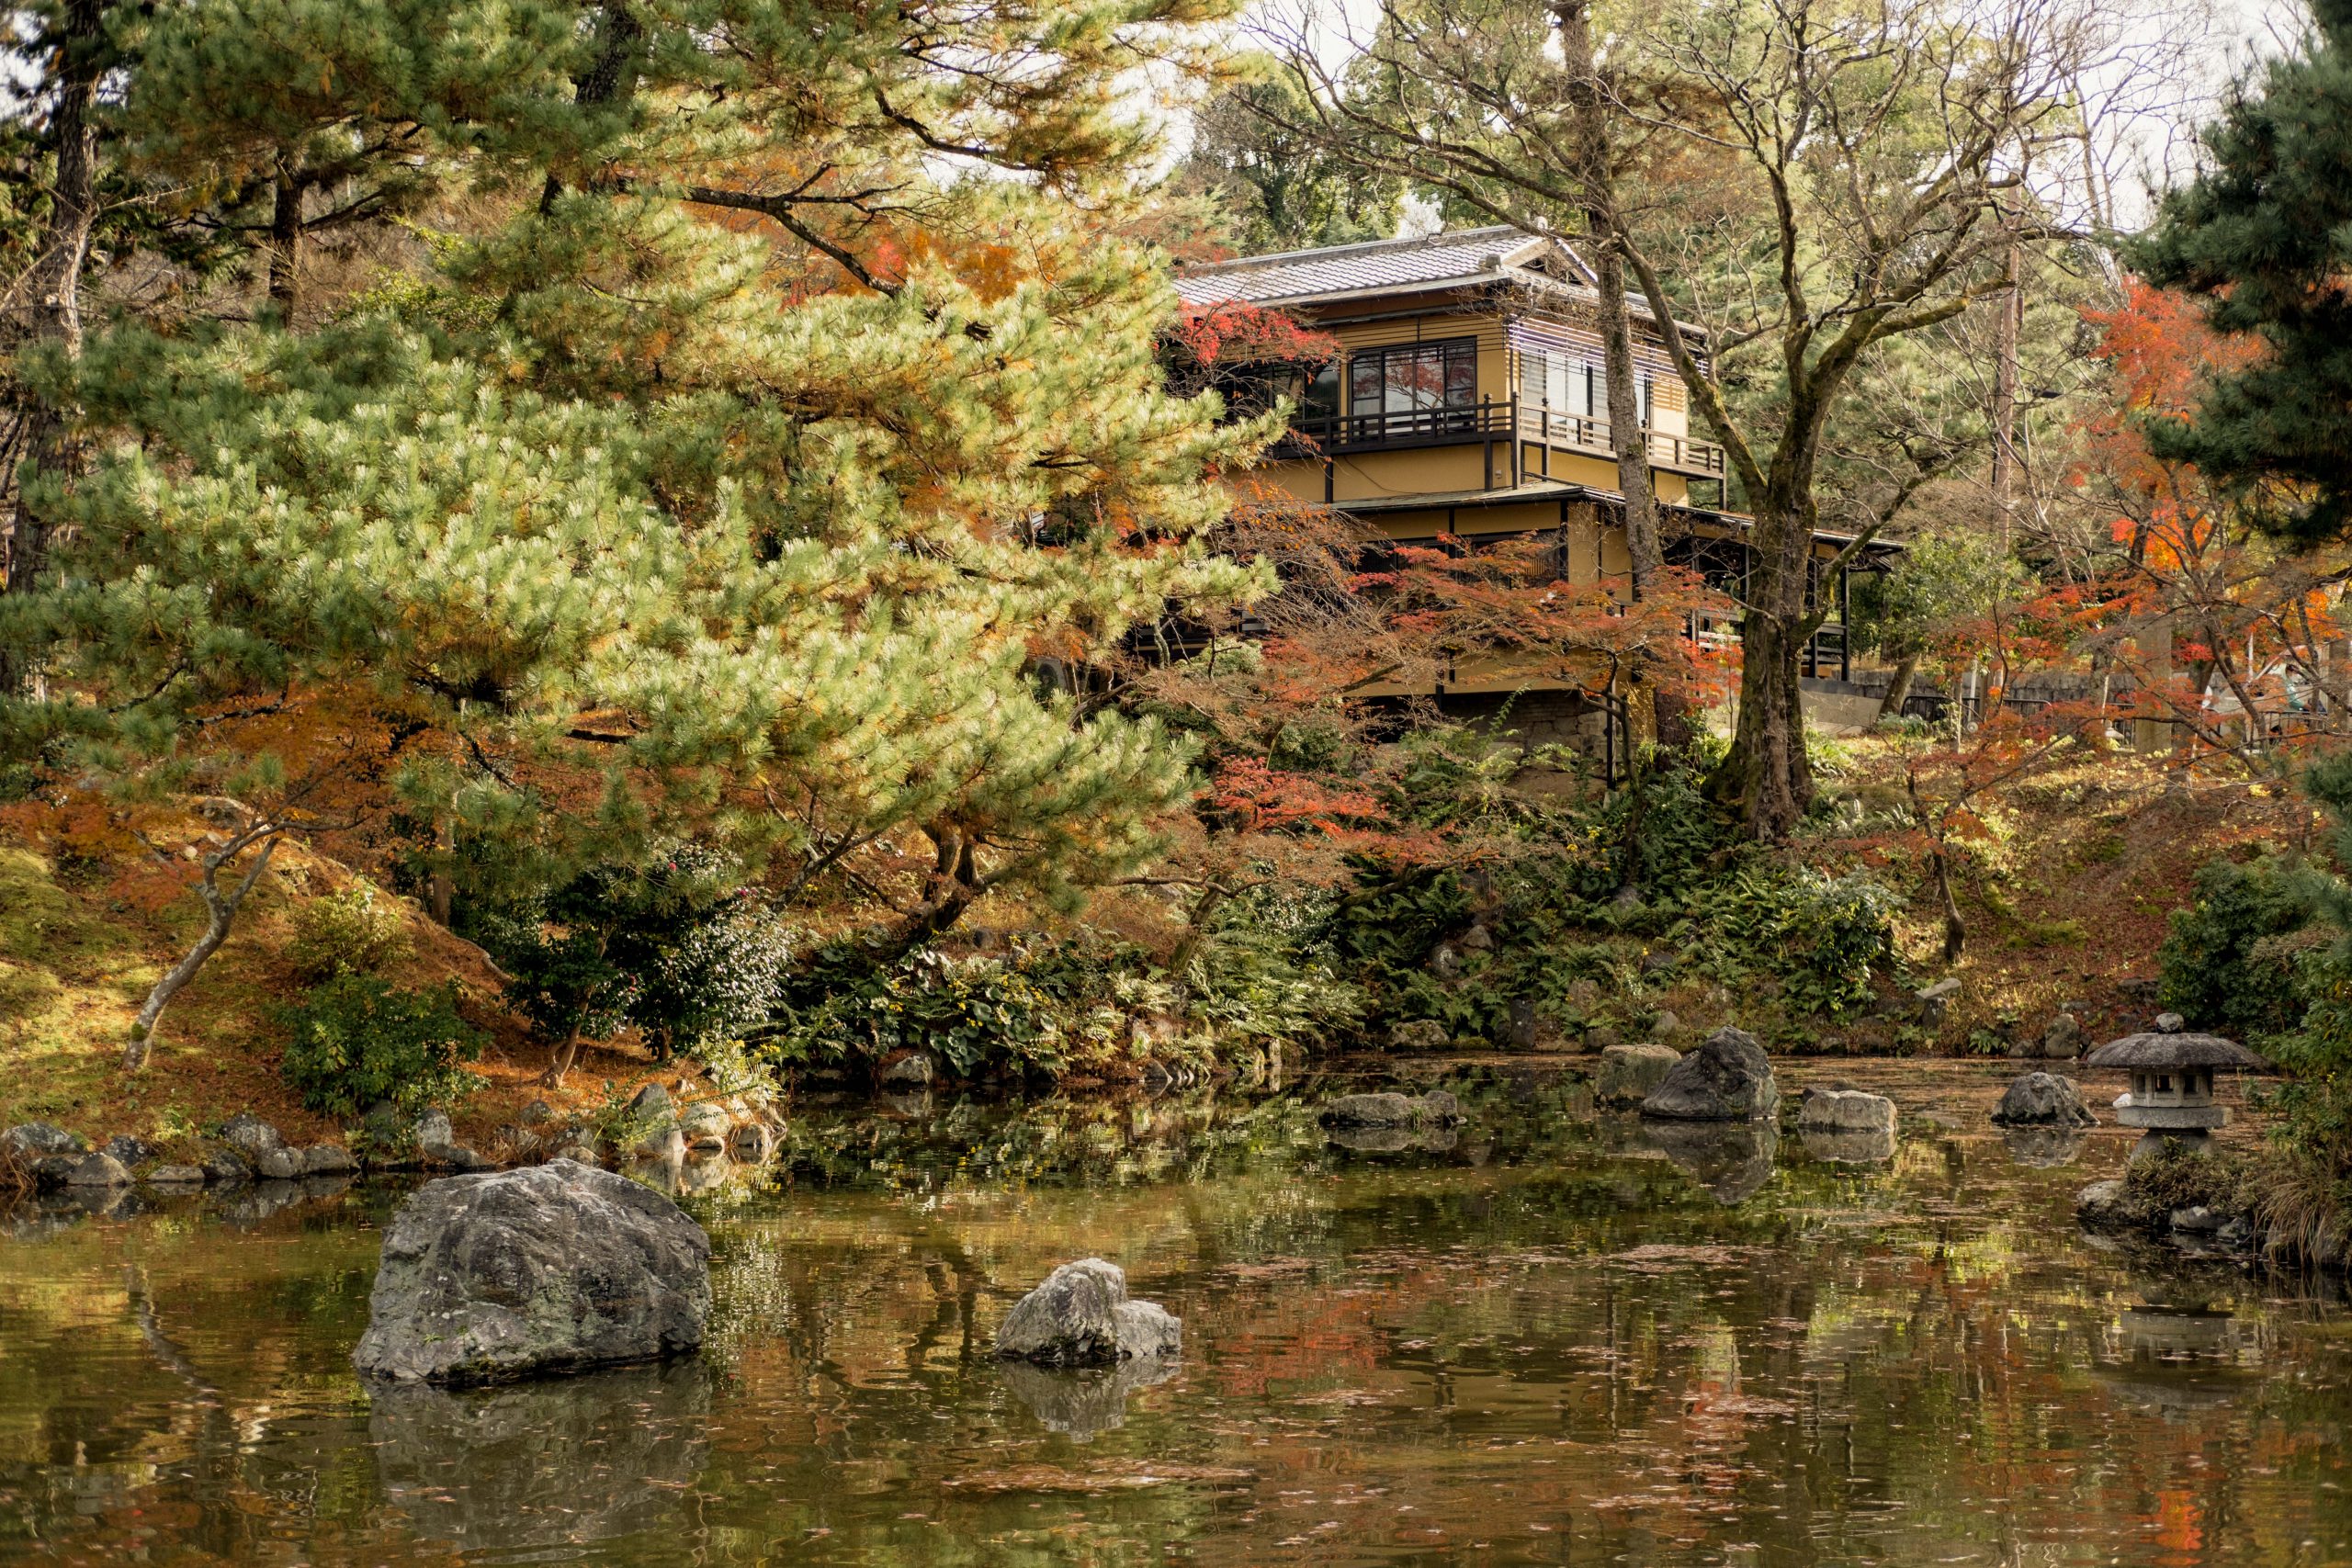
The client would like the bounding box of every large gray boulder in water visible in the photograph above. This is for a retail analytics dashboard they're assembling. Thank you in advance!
[1640,1028,1779,1122]
[1990,1071,2096,1128]
[354,1159,710,1385]
[995,1259,1182,1368]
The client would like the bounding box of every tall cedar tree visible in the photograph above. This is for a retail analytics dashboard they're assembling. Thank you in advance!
[2132,0,2352,546]
[2,0,1268,1067]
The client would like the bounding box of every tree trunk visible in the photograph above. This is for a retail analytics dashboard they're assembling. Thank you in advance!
[541,1026,585,1089]
[1990,243,2020,554]
[1929,842,1965,963]
[1876,653,1920,721]
[2,0,105,694]
[267,162,305,316]
[428,807,456,928]
[124,836,280,1070]
[1614,702,1648,902]
[1712,488,1815,838]
[1554,0,1675,747]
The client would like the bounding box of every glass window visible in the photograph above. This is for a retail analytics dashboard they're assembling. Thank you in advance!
[1350,339,1479,418]
[1303,361,1340,423]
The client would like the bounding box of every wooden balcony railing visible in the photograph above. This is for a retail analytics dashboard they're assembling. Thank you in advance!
[1271,396,1728,479]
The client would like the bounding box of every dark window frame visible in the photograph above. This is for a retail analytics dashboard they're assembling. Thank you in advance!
[1348,337,1480,419]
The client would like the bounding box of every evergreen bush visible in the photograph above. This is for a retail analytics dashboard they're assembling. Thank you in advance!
[2157,853,2320,1040]
[278,977,483,1119]
[286,883,412,983]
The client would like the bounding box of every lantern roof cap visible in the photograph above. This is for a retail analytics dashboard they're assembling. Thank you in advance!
[2084,1021,2268,1071]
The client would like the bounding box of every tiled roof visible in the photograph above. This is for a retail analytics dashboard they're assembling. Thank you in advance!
[1173,226,1585,307]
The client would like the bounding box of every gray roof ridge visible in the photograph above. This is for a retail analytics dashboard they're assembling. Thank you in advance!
[1175,224,1534,276]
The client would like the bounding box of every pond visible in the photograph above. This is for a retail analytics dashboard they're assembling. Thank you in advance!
[1,1059,2347,1566]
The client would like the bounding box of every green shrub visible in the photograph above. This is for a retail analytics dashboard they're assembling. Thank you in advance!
[639,902,797,1051]
[1187,887,1367,1044]
[1671,867,1898,1019]
[278,976,484,1118]
[766,942,1083,1079]
[287,882,412,982]
[463,842,793,1059]
[2156,853,2319,1040]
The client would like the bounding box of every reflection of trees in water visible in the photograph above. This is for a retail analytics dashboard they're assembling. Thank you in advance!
[369,1363,712,1554]
[7,1066,2352,1566]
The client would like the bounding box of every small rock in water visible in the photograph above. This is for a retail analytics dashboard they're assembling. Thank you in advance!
[103,1134,153,1168]
[1595,1043,1681,1106]
[1317,1092,1461,1129]
[300,1144,355,1176]
[198,1145,250,1185]
[1388,1020,1448,1051]
[353,1159,710,1384]
[144,1164,207,1187]
[413,1110,456,1157]
[2075,1179,2131,1228]
[995,1258,1182,1368]
[879,1052,935,1089]
[220,1112,285,1163]
[2036,1013,2083,1060]
[62,1152,132,1188]
[1991,1072,2096,1128]
[2,1122,85,1160]
[1641,1029,1778,1122]
[1796,1088,1896,1135]
[254,1145,303,1180]
[442,1145,497,1173]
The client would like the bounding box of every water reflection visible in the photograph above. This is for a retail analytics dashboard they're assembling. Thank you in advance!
[370,1364,713,1553]
[999,1356,1179,1441]
[1644,1119,1779,1202]
[1323,1122,1458,1155]
[2005,1125,2089,1167]
[1801,1125,1897,1164]
[1,1061,2349,1568]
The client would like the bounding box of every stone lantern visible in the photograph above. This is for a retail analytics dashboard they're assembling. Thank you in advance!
[2082,1013,2268,1162]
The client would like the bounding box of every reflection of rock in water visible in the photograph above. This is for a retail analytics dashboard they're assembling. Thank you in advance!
[1001,1356,1178,1442]
[2003,1126,2087,1168]
[370,1363,711,1553]
[1323,1123,1460,1156]
[1800,1127,1895,1165]
[1644,1122,1778,1204]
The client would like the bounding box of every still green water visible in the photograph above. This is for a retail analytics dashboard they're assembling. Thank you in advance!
[0,1060,2346,1566]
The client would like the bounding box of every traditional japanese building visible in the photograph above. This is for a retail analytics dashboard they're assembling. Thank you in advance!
[1172,227,1892,750]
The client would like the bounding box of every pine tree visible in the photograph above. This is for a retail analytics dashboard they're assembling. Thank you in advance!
[2132,0,2352,546]
[3,0,1270,1068]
